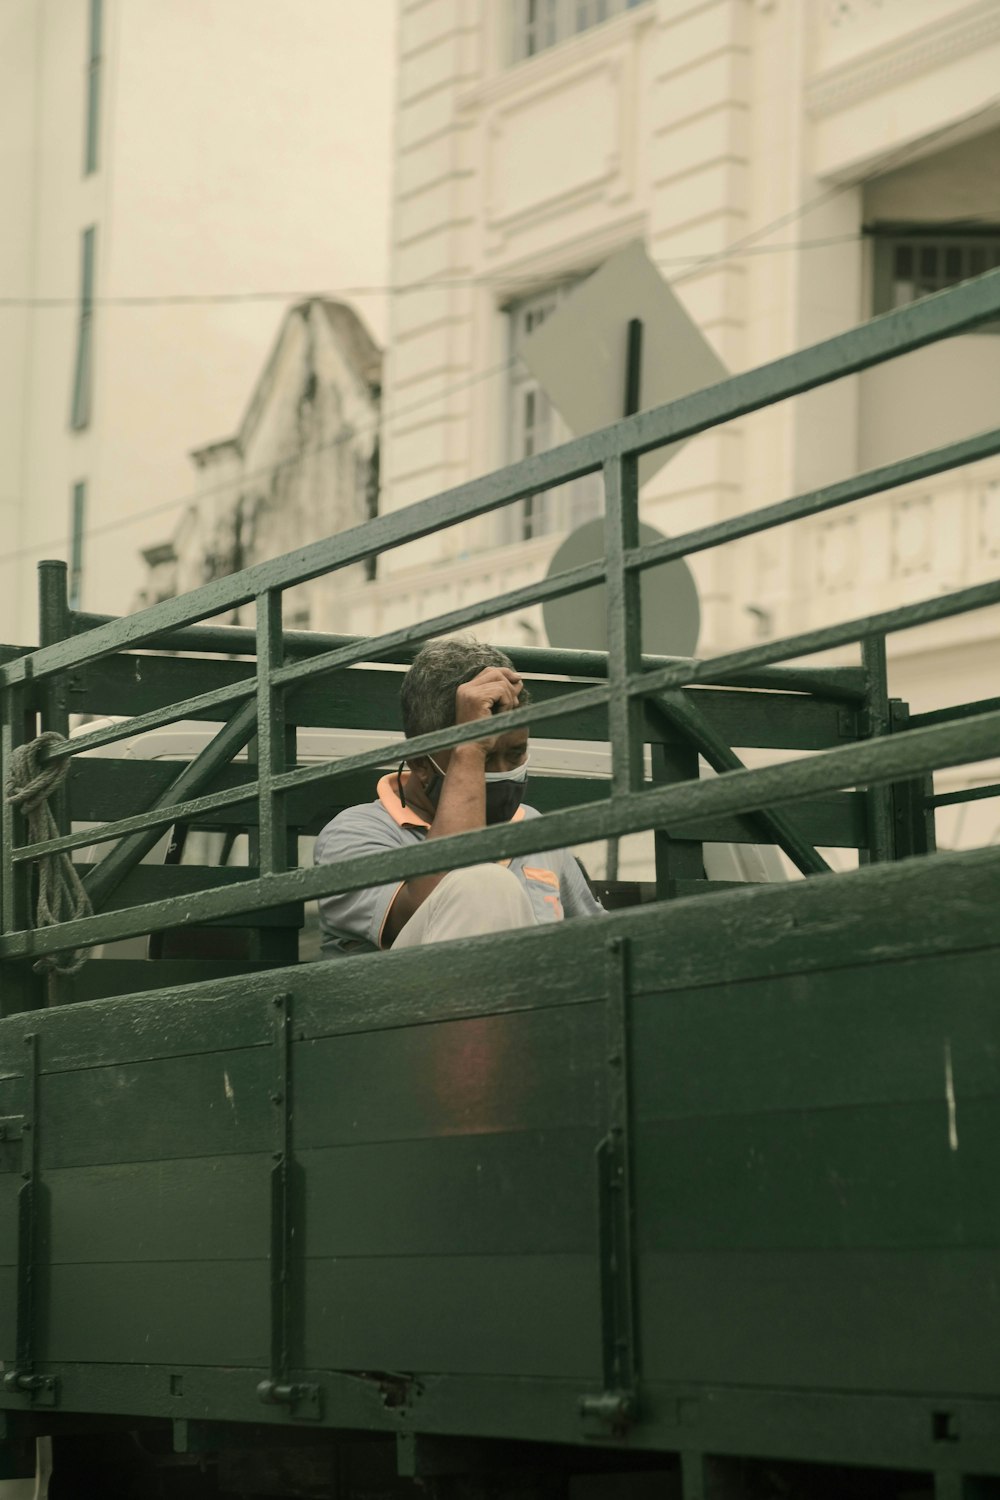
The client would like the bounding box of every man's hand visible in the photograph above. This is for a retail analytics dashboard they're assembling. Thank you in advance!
[454,667,523,750]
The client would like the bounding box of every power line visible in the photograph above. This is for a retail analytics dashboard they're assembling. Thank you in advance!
[0,233,873,309]
[5,224,1000,310]
[4,92,1000,571]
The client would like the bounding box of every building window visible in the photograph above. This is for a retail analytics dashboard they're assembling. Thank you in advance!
[872,228,1000,328]
[84,0,103,174]
[70,226,96,430]
[508,0,649,65]
[69,481,86,609]
[500,283,602,544]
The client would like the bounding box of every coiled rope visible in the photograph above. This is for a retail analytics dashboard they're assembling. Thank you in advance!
[5,732,92,975]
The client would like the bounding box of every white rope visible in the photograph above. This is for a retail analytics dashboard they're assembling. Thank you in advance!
[5,733,93,975]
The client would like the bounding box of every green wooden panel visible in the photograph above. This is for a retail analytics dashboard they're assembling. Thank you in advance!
[44,1261,268,1366]
[627,846,1000,999]
[41,1155,270,1264]
[294,1002,606,1148]
[0,989,272,1073]
[301,1254,600,1379]
[637,1097,1000,1252]
[300,1128,599,1259]
[630,951,1000,1121]
[37,1046,274,1168]
[639,1248,1000,1395]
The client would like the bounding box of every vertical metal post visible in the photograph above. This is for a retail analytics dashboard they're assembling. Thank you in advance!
[604,453,644,799]
[605,321,644,881]
[1,671,41,1013]
[890,700,936,858]
[269,992,292,1382]
[651,738,704,898]
[256,589,288,879]
[861,633,895,863]
[37,563,73,1003]
[624,319,643,421]
[581,937,638,1435]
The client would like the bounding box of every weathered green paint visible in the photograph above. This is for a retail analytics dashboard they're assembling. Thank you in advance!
[0,846,998,1482]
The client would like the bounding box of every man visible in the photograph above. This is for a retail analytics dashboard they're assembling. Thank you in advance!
[314,637,604,953]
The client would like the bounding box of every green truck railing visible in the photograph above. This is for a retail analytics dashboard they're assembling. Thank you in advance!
[2,266,1000,975]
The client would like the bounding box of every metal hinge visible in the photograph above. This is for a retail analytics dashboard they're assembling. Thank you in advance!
[2,1371,58,1407]
[256,1379,322,1421]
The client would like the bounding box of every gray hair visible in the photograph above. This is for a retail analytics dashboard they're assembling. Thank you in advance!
[400,637,530,740]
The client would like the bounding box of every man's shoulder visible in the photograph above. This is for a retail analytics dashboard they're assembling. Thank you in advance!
[315,800,406,856]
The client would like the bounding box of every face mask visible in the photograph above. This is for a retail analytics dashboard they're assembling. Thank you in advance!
[420,756,529,824]
[484,759,529,825]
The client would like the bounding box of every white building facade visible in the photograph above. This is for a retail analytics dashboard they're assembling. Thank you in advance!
[342,0,1000,847]
[0,0,395,646]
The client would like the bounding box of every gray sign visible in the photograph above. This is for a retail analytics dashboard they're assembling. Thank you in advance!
[543,518,700,658]
[520,239,728,486]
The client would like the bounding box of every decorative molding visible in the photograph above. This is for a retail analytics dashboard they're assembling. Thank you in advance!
[816,513,858,591]
[890,493,933,578]
[456,1,654,114]
[484,56,629,246]
[807,0,1000,117]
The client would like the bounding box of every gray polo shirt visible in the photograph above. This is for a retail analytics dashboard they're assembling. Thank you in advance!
[314,772,604,955]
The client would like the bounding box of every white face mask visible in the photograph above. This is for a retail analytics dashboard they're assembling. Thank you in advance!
[426,755,530,823]
[427,756,529,784]
[483,760,529,785]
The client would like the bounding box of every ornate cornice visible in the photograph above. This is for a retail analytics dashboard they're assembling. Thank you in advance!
[807,0,1000,118]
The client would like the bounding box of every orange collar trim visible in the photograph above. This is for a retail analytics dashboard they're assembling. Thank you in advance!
[375,772,528,833]
[377,771,430,829]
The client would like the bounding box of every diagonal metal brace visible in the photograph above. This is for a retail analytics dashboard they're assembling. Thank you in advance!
[81,697,259,911]
[651,692,831,877]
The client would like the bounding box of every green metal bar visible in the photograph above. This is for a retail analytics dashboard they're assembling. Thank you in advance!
[256,590,288,878]
[5,705,999,961]
[17,571,1000,868]
[267,682,608,799]
[36,563,75,1001]
[628,577,1000,701]
[9,267,1000,687]
[604,454,644,796]
[651,693,831,877]
[929,782,1000,809]
[80,699,260,911]
[11,780,259,864]
[627,425,1000,578]
[36,562,72,831]
[17,565,1000,865]
[1,686,32,931]
[272,561,606,691]
[40,675,255,763]
[13,683,609,864]
[861,634,894,863]
[73,610,867,701]
[910,694,1000,730]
